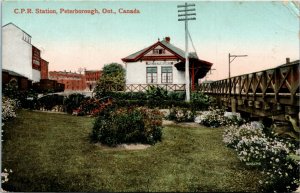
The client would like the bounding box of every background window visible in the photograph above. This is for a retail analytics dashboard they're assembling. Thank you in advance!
[161,66,173,83]
[147,67,157,83]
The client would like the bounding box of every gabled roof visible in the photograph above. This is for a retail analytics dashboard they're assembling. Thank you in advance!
[160,39,185,58]
[122,39,186,62]
[121,37,213,79]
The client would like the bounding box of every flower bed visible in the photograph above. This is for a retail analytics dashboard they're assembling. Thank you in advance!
[223,122,300,192]
[195,107,245,127]
[2,97,19,121]
[167,107,195,122]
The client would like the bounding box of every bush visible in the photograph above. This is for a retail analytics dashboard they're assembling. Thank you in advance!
[167,91,185,101]
[75,97,112,116]
[167,107,195,122]
[195,107,245,127]
[36,94,65,111]
[223,122,300,192]
[2,97,19,121]
[3,83,39,109]
[114,99,190,109]
[191,91,217,110]
[107,91,148,100]
[92,106,163,146]
[146,86,168,100]
[64,94,88,114]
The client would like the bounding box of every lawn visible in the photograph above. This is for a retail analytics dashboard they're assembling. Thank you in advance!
[2,109,263,192]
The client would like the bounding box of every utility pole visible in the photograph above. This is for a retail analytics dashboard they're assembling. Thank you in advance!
[228,53,248,111]
[178,2,196,102]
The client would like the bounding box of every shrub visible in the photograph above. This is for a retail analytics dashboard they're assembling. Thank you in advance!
[167,107,195,122]
[167,91,185,101]
[94,63,125,98]
[3,82,39,109]
[36,94,65,111]
[146,86,168,100]
[75,97,112,116]
[108,91,148,100]
[64,93,87,114]
[107,91,186,101]
[114,99,190,109]
[223,122,300,192]
[195,107,245,127]
[2,97,19,121]
[191,91,217,110]
[92,106,163,146]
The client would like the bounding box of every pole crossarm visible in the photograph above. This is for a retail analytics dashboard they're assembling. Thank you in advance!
[178,8,196,12]
[178,13,196,17]
[177,3,195,8]
[229,54,248,63]
[178,18,196,21]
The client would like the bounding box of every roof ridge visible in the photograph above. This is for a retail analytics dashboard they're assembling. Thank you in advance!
[2,22,32,37]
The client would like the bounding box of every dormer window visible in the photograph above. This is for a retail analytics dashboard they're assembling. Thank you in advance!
[153,49,165,54]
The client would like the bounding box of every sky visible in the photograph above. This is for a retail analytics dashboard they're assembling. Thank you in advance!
[2,1,299,80]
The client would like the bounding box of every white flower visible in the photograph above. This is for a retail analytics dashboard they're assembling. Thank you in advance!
[275,158,279,163]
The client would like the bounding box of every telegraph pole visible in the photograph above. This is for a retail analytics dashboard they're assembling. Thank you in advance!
[178,2,196,102]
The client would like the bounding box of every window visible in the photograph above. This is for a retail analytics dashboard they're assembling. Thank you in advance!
[153,49,165,54]
[147,67,157,83]
[161,66,173,83]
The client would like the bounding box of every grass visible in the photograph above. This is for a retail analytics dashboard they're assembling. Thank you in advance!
[2,109,263,192]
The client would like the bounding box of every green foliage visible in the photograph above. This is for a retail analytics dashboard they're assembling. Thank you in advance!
[75,97,112,116]
[2,83,38,109]
[146,86,168,100]
[191,91,217,111]
[96,90,216,110]
[64,93,87,114]
[95,63,125,98]
[36,94,65,111]
[92,107,163,146]
[106,91,148,100]
[167,91,185,101]
[167,107,195,122]
[114,99,189,109]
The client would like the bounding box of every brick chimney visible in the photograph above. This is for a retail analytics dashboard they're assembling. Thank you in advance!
[165,37,170,43]
[286,57,290,64]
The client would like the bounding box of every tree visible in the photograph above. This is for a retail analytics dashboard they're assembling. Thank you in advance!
[94,63,125,98]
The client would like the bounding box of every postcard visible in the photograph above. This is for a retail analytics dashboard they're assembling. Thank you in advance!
[1,1,299,192]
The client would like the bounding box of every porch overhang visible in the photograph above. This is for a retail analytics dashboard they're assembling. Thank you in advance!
[174,58,213,79]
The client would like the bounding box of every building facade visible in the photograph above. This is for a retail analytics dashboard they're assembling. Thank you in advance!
[49,70,102,91]
[40,59,49,79]
[2,23,33,82]
[122,37,213,92]
[2,23,49,84]
[49,71,87,91]
[85,70,102,91]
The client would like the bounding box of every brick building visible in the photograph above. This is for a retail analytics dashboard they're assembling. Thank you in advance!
[49,70,102,91]
[85,70,102,91]
[49,71,87,91]
[41,59,49,79]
